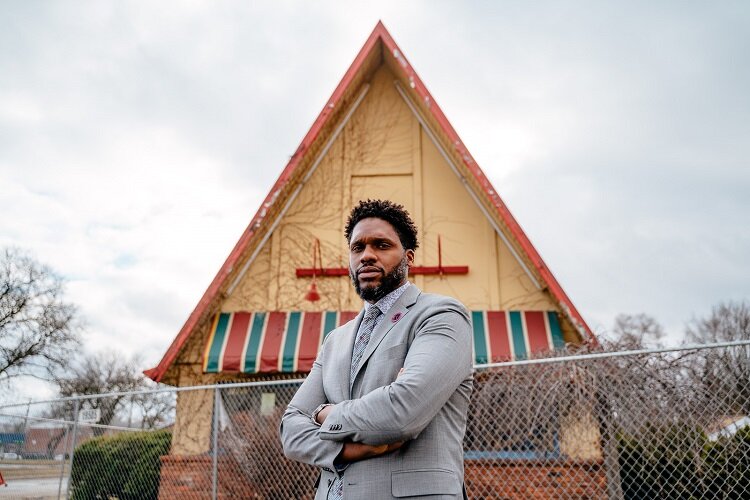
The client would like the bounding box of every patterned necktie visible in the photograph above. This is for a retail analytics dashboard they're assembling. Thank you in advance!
[329,306,382,500]
[350,306,382,386]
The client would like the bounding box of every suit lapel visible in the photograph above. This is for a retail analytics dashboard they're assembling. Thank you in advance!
[336,310,363,402]
[350,285,421,388]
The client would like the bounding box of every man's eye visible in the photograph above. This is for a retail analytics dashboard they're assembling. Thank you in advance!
[351,245,363,252]
[378,242,390,249]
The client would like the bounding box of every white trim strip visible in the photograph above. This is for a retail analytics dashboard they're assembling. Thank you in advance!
[393,80,541,289]
[227,84,372,295]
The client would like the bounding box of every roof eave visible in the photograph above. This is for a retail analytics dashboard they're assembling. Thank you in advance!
[145,21,596,383]
[145,23,391,383]
[376,26,596,344]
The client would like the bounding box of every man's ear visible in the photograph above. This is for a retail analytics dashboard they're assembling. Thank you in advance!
[405,249,415,266]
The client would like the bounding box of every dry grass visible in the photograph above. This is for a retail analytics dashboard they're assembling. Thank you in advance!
[0,459,63,480]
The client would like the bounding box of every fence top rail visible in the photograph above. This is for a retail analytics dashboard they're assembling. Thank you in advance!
[0,412,146,432]
[474,338,750,370]
[0,378,305,409]
[1,339,748,410]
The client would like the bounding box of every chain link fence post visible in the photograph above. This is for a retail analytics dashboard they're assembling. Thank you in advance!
[212,386,220,500]
[64,399,80,500]
[56,413,72,499]
[596,386,624,500]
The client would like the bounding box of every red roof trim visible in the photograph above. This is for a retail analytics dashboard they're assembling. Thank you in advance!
[374,26,595,344]
[144,23,388,382]
[145,21,594,383]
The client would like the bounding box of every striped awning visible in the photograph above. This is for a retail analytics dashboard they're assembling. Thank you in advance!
[470,311,565,364]
[203,310,566,374]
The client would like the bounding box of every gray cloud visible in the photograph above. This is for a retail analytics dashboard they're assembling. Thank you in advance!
[1,1,748,399]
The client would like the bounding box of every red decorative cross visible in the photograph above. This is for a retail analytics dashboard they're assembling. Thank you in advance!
[296,236,468,278]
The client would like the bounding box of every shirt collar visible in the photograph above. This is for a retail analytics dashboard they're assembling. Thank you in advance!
[364,281,411,316]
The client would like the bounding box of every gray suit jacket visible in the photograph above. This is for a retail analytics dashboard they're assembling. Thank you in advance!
[280,285,473,499]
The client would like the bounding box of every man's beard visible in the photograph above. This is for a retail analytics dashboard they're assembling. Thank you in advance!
[350,256,409,302]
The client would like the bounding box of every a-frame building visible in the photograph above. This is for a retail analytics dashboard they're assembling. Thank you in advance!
[146,22,596,458]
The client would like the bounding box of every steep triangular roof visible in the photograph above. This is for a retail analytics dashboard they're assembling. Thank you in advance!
[145,21,595,383]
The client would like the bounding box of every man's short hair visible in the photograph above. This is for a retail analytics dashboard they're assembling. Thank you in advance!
[345,199,419,251]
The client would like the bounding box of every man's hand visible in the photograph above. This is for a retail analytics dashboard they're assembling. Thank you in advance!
[339,441,404,463]
[322,367,407,465]
[316,368,404,426]
[315,404,334,425]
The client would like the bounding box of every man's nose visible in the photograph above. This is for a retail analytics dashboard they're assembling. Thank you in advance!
[360,245,376,263]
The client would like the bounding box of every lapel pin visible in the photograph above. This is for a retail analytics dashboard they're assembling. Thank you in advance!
[392,312,402,323]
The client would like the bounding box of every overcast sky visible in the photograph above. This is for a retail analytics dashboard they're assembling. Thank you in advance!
[2,1,748,399]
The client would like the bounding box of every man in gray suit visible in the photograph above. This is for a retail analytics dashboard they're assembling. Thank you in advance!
[280,199,473,499]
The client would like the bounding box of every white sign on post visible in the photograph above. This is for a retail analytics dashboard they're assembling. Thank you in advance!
[260,393,276,416]
[78,408,101,423]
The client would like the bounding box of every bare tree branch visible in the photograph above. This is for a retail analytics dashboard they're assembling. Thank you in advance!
[0,248,81,383]
[53,350,175,435]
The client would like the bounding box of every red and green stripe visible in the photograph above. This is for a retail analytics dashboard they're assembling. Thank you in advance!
[469,310,564,364]
[204,310,565,373]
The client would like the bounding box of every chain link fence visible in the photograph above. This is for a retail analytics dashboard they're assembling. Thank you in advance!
[0,341,748,499]
[0,392,176,500]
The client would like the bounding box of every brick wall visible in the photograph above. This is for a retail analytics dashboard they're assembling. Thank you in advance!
[160,455,607,499]
[158,455,258,499]
[465,459,607,499]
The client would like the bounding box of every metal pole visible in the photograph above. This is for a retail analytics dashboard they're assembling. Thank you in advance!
[474,338,750,370]
[212,387,220,500]
[56,418,72,499]
[22,398,31,434]
[65,401,80,500]
[596,391,624,500]
[127,393,134,428]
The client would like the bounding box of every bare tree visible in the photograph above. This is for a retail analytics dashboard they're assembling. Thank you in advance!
[686,301,750,344]
[55,350,174,435]
[132,388,175,430]
[602,313,665,350]
[0,248,80,384]
[685,301,750,415]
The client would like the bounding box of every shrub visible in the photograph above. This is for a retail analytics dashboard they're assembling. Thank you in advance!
[702,426,750,499]
[617,425,704,499]
[70,430,171,500]
[617,425,750,499]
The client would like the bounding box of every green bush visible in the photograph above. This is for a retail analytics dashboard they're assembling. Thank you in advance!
[70,430,171,500]
[702,426,750,499]
[617,425,750,500]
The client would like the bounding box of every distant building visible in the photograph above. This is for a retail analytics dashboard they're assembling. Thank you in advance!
[23,424,94,459]
[0,433,24,454]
